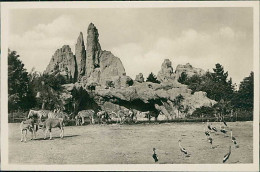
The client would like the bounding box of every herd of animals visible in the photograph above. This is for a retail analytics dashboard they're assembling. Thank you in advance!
[19,109,239,164]
[152,117,239,163]
[20,108,149,142]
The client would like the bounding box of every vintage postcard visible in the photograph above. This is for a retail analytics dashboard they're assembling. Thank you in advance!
[1,1,259,171]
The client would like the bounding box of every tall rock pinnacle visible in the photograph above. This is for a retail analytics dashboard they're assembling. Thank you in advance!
[86,23,102,77]
[75,32,86,79]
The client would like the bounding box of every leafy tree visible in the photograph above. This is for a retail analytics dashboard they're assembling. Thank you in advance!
[30,73,66,110]
[8,50,34,112]
[192,106,215,118]
[232,72,253,111]
[146,72,160,84]
[173,94,184,118]
[178,72,188,84]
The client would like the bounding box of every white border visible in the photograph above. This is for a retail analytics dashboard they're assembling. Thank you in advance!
[1,1,259,171]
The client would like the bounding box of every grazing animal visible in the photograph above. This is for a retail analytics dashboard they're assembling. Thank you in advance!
[204,127,210,136]
[223,146,231,163]
[178,140,187,155]
[230,130,237,144]
[20,119,36,142]
[39,118,64,140]
[77,110,95,125]
[96,111,110,124]
[152,148,159,162]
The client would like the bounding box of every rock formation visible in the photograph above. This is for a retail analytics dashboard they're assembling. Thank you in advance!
[45,22,215,118]
[157,59,175,83]
[45,45,77,82]
[135,73,144,83]
[75,32,86,79]
[174,63,206,80]
[86,23,102,77]
[83,23,127,88]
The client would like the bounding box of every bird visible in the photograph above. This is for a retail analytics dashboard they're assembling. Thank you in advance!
[207,137,213,148]
[212,126,218,132]
[223,146,231,163]
[207,120,212,130]
[230,130,237,145]
[223,120,227,126]
[220,126,227,134]
[204,127,210,136]
[152,148,159,162]
[178,140,187,155]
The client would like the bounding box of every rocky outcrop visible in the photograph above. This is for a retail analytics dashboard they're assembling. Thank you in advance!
[83,23,127,88]
[45,45,77,82]
[157,59,175,83]
[75,32,86,79]
[135,73,144,83]
[174,63,206,80]
[86,23,102,77]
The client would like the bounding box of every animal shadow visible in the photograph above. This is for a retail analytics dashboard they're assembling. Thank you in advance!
[33,135,79,141]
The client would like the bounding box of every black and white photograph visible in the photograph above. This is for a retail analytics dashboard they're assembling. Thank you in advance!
[1,1,259,171]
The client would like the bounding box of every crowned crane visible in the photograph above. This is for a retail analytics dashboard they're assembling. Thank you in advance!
[152,148,158,162]
[212,126,218,132]
[207,120,212,130]
[178,140,187,156]
[223,146,231,163]
[208,136,213,148]
[204,127,210,136]
[230,129,237,145]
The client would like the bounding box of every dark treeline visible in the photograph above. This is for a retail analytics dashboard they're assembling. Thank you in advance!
[8,50,254,121]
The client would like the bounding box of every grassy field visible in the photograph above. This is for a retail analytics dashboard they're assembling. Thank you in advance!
[8,121,253,164]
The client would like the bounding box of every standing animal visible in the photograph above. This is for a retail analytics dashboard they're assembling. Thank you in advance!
[76,110,95,125]
[230,129,237,144]
[75,115,81,126]
[208,137,213,148]
[223,146,231,163]
[39,118,64,140]
[207,120,212,130]
[96,110,110,124]
[109,111,121,124]
[20,118,36,142]
[178,140,187,155]
[204,127,210,136]
[48,111,70,125]
[27,109,51,122]
[152,148,159,162]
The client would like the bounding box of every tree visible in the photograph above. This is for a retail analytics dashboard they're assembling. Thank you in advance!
[232,72,253,111]
[173,94,184,118]
[178,72,188,84]
[146,72,160,84]
[8,50,34,112]
[30,73,66,110]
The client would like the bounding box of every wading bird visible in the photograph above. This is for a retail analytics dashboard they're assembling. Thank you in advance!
[178,140,187,155]
[152,148,158,162]
[230,130,237,145]
[204,127,210,136]
[207,120,212,130]
[223,146,231,163]
[212,126,218,132]
[208,137,213,148]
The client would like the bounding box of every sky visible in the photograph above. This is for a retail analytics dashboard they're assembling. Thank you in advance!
[8,8,253,86]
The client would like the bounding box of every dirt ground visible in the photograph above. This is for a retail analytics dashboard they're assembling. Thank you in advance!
[8,121,253,164]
